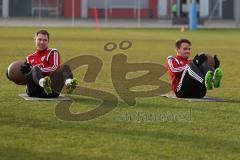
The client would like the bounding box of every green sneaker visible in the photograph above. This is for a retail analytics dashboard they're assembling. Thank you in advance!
[205,71,214,90]
[66,78,78,94]
[213,68,223,88]
[43,76,52,95]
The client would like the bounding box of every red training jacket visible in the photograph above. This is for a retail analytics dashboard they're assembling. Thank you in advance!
[26,48,60,76]
[166,54,192,93]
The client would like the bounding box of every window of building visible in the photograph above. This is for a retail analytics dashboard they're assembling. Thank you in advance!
[0,0,2,16]
[88,0,149,9]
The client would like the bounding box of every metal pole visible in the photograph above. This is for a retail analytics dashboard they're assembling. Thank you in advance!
[72,0,75,25]
[105,0,108,24]
[39,0,42,19]
[170,0,174,19]
[219,0,222,19]
[234,0,240,27]
[81,0,88,18]
[177,0,181,17]
[157,0,162,18]
[189,0,198,31]
[137,0,141,27]
[134,0,137,18]
[110,0,112,18]
[2,0,9,18]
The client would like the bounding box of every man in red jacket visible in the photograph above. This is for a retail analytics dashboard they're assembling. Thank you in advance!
[20,30,78,98]
[166,38,223,98]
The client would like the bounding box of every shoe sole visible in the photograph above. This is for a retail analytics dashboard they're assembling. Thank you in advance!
[213,68,223,88]
[66,78,78,94]
[205,71,214,90]
[43,77,52,95]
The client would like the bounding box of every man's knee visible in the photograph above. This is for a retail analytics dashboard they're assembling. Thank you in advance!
[61,65,73,79]
[186,63,204,83]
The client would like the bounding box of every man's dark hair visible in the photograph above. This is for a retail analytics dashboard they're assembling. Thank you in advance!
[175,38,191,48]
[36,30,50,40]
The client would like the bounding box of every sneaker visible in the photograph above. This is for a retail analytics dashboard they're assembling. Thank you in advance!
[213,68,223,88]
[66,78,78,94]
[43,76,52,95]
[205,71,214,90]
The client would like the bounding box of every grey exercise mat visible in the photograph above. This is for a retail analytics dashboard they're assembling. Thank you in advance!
[19,93,71,101]
[160,93,225,102]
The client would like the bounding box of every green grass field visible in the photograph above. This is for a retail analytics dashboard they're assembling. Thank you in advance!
[0,27,240,160]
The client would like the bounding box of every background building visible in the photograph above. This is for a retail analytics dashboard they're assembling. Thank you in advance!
[0,0,238,20]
